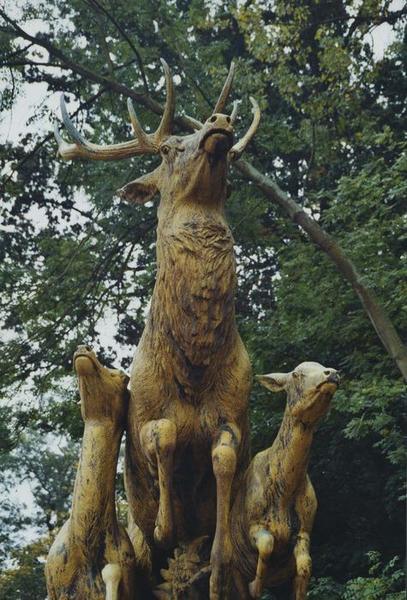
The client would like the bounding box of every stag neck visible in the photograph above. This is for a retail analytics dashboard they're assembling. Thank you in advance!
[156,197,230,238]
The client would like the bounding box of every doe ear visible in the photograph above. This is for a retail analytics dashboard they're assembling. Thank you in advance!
[256,372,289,393]
[116,167,160,204]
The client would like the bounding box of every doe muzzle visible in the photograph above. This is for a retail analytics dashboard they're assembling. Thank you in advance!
[327,371,340,385]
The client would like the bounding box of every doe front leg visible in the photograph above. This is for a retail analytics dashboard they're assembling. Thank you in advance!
[248,526,274,599]
[210,422,241,600]
[293,533,312,600]
[140,419,177,549]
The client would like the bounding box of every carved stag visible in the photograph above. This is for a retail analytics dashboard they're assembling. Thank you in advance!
[54,61,260,599]
[230,362,340,599]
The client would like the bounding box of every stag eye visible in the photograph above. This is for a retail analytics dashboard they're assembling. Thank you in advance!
[160,145,170,155]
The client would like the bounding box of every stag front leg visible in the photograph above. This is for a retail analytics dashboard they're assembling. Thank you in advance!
[140,419,177,549]
[210,422,241,600]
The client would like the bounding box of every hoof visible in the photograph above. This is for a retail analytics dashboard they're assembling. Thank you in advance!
[154,523,173,550]
[249,578,262,598]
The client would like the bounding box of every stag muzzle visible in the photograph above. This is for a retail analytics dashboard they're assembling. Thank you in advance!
[200,114,234,155]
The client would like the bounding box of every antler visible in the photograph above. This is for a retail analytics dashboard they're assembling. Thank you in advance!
[183,63,236,131]
[54,59,175,161]
[210,64,261,158]
[212,62,235,114]
[183,64,260,159]
[229,97,261,160]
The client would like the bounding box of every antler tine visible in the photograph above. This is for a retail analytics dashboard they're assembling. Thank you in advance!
[212,61,235,114]
[53,119,65,147]
[155,58,176,141]
[60,94,89,147]
[127,98,154,147]
[230,100,239,124]
[229,96,261,160]
[184,114,203,130]
[55,94,158,161]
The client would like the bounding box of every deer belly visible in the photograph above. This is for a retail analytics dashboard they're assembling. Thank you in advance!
[129,331,251,433]
[267,507,300,554]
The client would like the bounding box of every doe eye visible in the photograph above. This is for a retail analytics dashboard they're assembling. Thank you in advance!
[160,145,170,155]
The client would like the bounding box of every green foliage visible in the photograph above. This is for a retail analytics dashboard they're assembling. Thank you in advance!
[0,538,48,600]
[309,553,405,599]
[0,0,406,596]
[0,431,78,565]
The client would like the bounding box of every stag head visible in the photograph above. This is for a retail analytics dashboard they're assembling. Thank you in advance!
[54,60,260,209]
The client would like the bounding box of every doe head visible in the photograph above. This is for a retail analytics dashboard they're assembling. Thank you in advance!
[257,361,340,426]
[73,345,129,424]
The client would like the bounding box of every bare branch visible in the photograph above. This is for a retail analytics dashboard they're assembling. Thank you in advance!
[84,0,150,93]
[0,9,162,117]
[235,159,407,381]
[345,6,407,43]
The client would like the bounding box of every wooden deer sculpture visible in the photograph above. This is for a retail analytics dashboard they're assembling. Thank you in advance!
[54,61,261,599]
[230,362,340,600]
[45,346,137,600]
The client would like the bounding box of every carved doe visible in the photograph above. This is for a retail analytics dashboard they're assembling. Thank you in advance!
[230,361,340,600]
[45,346,136,600]
[55,61,260,600]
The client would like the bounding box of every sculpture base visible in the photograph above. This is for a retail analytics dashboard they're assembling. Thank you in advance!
[154,537,212,599]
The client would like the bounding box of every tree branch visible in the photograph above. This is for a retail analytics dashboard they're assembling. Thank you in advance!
[1,42,34,60]
[0,9,199,131]
[84,0,150,93]
[345,6,407,43]
[235,159,407,380]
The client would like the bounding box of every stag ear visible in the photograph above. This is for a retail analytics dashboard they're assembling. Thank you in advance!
[256,372,289,392]
[116,167,160,204]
